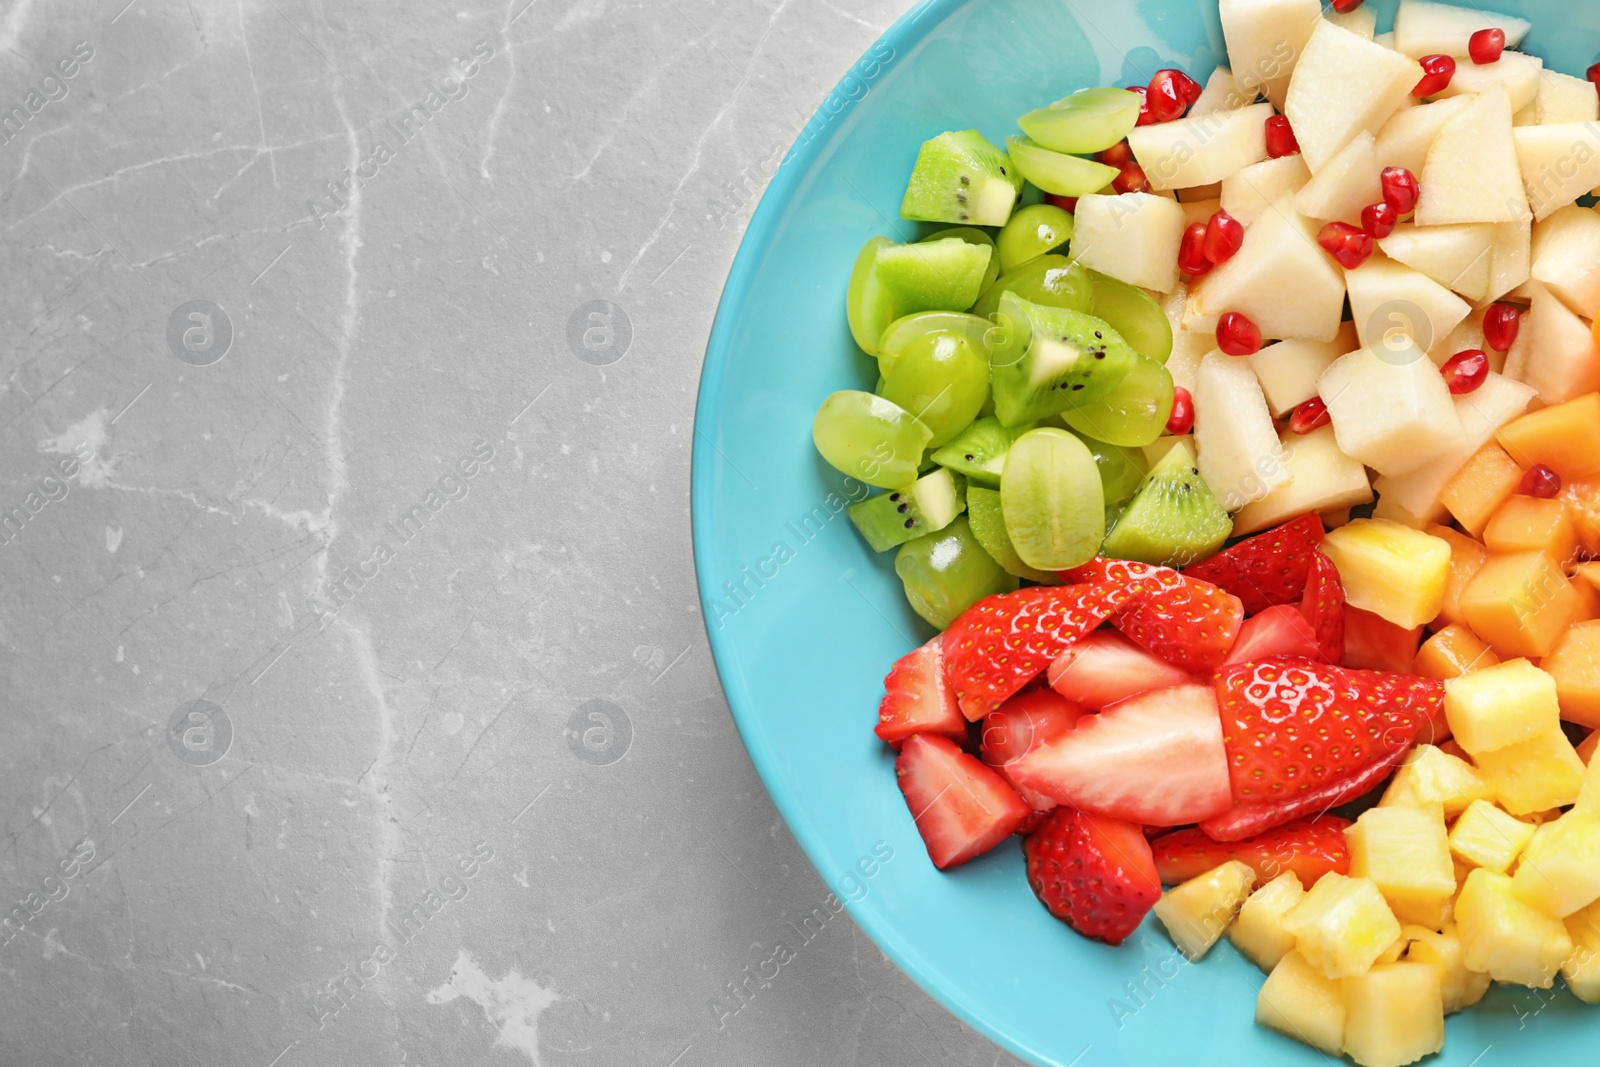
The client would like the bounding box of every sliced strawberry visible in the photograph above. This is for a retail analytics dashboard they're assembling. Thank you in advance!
[1024,807,1161,945]
[1113,572,1244,673]
[1047,630,1197,709]
[1300,550,1345,663]
[1216,660,1443,805]
[895,734,1031,870]
[1200,757,1397,841]
[1008,683,1232,827]
[1150,816,1351,886]
[980,689,1086,812]
[941,584,1127,720]
[1223,605,1321,665]
[1181,513,1325,614]
[1342,606,1423,674]
[876,638,967,749]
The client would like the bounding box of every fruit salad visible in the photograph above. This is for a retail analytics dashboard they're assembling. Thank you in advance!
[814,1,1600,1063]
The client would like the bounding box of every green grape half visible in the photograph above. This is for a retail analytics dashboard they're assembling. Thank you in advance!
[812,390,932,490]
[880,331,991,448]
[894,515,1017,629]
[1089,272,1174,362]
[1000,427,1105,571]
[970,254,1094,321]
[996,204,1076,272]
[1005,136,1120,197]
[1059,354,1175,448]
[878,311,993,380]
[847,236,897,356]
[1068,430,1149,513]
[1017,87,1144,155]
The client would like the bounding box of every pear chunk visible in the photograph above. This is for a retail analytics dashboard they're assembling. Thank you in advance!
[1195,351,1292,511]
[1190,67,1252,117]
[1418,87,1529,225]
[1318,338,1465,477]
[1517,285,1600,405]
[1434,51,1544,113]
[1220,156,1311,225]
[1529,72,1600,126]
[1346,257,1472,353]
[1286,21,1423,172]
[1234,425,1372,535]
[1294,131,1384,223]
[1392,0,1530,58]
[1194,195,1347,342]
[1485,217,1533,304]
[1378,223,1495,301]
[1218,0,1322,110]
[1072,193,1188,294]
[1326,6,1377,40]
[1375,97,1473,176]
[1128,103,1274,191]
[1529,203,1600,316]
[1248,323,1360,416]
[1515,123,1600,221]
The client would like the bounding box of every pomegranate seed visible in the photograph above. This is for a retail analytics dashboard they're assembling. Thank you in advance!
[1113,160,1151,195]
[1589,63,1600,101]
[1381,167,1421,215]
[1178,223,1213,277]
[1440,349,1489,394]
[1414,54,1456,97]
[1520,464,1562,499]
[1217,312,1263,356]
[1096,140,1133,167]
[1469,28,1506,65]
[1289,396,1331,435]
[1147,71,1188,123]
[1128,85,1155,126]
[1265,115,1300,158]
[1166,387,1195,435]
[1361,202,1398,239]
[1170,69,1205,106]
[1204,210,1245,265]
[1483,302,1522,352]
[1045,193,1079,213]
[1317,221,1375,269]
[1330,0,1364,10]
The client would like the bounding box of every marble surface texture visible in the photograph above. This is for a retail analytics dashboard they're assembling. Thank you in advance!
[0,0,1030,1064]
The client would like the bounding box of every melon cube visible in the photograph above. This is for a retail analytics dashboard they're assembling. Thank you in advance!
[1341,962,1445,1067]
[1286,21,1424,173]
[1128,103,1275,191]
[1381,744,1491,814]
[1072,193,1188,294]
[1425,525,1491,630]
[1218,0,1321,110]
[1444,658,1561,755]
[1449,798,1536,874]
[1193,195,1347,341]
[1190,66,1252,117]
[1516,125,1600,221]
[1392,0,1530,57]
[1440,442,1525,537]
[1544,622,1600,729]
[1294,131,1384,223]
[1459,550,1587,659]
[1347,804,1457,928]
[1562,899,1600,1002]
[1318,338,1464,477]
[1529,204,1600,315]
[1233,425,1373,535]
[1219,155,1311,225]
[1193,351,1292,511]
[1516,282,1600,404]
[1283,873,1405,980]
[1378,222,1495,302]
[1248,328,1358,416]
[1345,257,1472,354]
[1497,392,1600,481]
[1415,624,1500,680]
[1434,50,1544,113]
[1456,867,1572,986]
[1257,950,1346,1055]
[1374,97,1473,176]
[1232,871,1307,972]
[1471,724,1586,815]
[1154,859,1257,960]
[1418,87,1529,225]
[1402,924,1491,1013]
[1484,496,1579,562]
[1320,519,1451,629]
[1511,810,1600,917]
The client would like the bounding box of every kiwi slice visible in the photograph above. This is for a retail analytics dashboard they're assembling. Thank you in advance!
[988,292,1137,427]
[966,487,1059,584]
[874,238,993,316]
[1101,439,1233,568]
[970,254,1094,320]
[923,227,1001,292]
[900,130,1021,228]
[929,416,1036,488]
[849,468,967,553]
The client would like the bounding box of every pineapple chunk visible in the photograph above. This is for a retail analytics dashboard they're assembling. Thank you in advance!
[1456,867,1572,986]
[1510,810,1600,917]
[1153,860,1256,960]
[1403,923,1491,1013]
[1320,520,1452,629]
[1577,742,1600,813]
[1561,898,1600,1002]
[1232,871,1306,971]
[1380,745,1490,815]
[1347,804,1456,928]
[1443,658,1561,756]
[1283,873,1404,980]
[1472,725,1585,815]
[1256,950,1346,1055]
[1341,962,1445,1067]
[1449,798,1536,873]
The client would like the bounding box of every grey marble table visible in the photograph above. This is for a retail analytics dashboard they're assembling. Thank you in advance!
[0,0,1029,1064]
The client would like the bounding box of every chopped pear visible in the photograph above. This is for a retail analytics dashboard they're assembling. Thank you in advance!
[1248,325,1359,416]
[1285,21,1423,172]
[1193,195,1347,342]
[1484,217,1533,304]
[1378,223,1495,302]
[1515,123,1600,221]
[1375,97,1473,175]
[1326,5,1377,40]
[1194,351,1292,511]
[1529,203,1600,315]
[1418,87,1529,225]
[1345,257,1472,353]
[1233,425,1373,535]
[1319,337,1464,477]
[1190,66,1252,117]
[1434,51,1544,113]
[1294,130,1384,223]
[1072,193,1188,294]
[1518,283,1600,405]
[1532,71,1600,126]
[1392,0,1530,57]
[1128,103,1275,191]
[1219,155,1312,225]
[1218,0,1322,110]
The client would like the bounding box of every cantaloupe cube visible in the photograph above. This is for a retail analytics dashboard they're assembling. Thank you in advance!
[1418,86,1529,225]
[1232,426,1374,535]
[1284,873,1405,980]
[1320,520,1451,629]
[1154,860,1256,960]
[1381,744,1491,814]
[1444,658,1560,755]
[1295,131,1384,223]
[1455,867,1573,986]
[1543,622,1600,729]
[1425,526,1489,629]
[1286,22,1423,173]
[1249,331,1358,416]
[1440,442,1525,536]
[1219,155,1311,225]
[1472,725,1586,815]
[1511,810,1600,917]
[1341,962,1445,1067]
[1497,393,1600,480]
[1483,496,1579,562]
[1571,481,1600,559]
[1459,550,1587,658]
[1449,798,1536,873]
[1561,898,1600,1002]
[1347,805,1457,929]
[1402,923,1491,1013]
[1415,625,1500,680]
[1232,872,1306,972]
[1257,950,1346,1055]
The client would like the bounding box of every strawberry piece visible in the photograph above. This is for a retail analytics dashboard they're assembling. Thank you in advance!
[1342,606,1423,674]
[1151,816,1351,886]
[875,638,967,749]
[1009,683,1233,827]
[1024,808,1160,945]
[941,584,1127,720]
[1300,550,1345,664]
[1063,557,1244,672]
[981,689,1086,812]
[895,734,1031,869]
[1047,630,1197,709]
[1182,513,1326,614]
[1200,757,1397,841]
[1223,605,1321,665]
[1216,660,1443,805]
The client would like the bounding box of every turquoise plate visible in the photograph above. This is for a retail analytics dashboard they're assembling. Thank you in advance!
[691,1,1596,1062]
